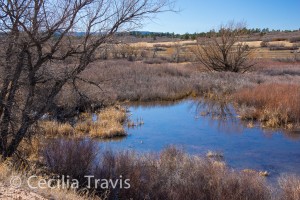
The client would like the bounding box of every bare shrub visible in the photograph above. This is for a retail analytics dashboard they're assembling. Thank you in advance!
[269,46,298,51]
[153,43,172,48]
[193,21,255,73]
[260,41,269,47]
[274,56,300,63]
[260,66,300,76]
[92,147,271,199]
[279,175,300,200]
[39,142,300,199]
[289,37,300,43]
[80,60,265,102]
[43,139,97,183]
[271,38,287,42]
[143,57,167,64]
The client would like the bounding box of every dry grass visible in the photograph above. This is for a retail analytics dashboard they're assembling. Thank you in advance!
[2,142,300,200]
[76,60,265,103]
[40,106,127,139]
[234,83,300,128]
[58,59,300,131]
[43,144,272,200]
[98,105,127,123]
[57,59,300,109]
[75,106,127,138]
[279,175,300,200]
[40,121,75,137]
[0,161,96,200]
[41,143,300,200]
[90,120,126,138]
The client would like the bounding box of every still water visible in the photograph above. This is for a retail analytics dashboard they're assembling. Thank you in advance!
[100,99,300,179]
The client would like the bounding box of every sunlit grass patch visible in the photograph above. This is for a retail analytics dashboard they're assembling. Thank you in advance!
[40,121,75,137]
[89,106,127,138]
[40,106,128,139]
[74,106,127,138]
[234,83,300,129]
[98,105,127,123]
[90,120,126,138]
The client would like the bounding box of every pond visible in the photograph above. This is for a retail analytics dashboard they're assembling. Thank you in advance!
[99,99,300,180]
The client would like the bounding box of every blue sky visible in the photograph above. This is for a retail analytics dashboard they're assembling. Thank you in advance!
[142,0,300,34]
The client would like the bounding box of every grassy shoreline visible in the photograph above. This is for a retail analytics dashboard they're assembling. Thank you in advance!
[1,145,300,200]
[234,83,300,130]
[60,59,300,130]
[40,106,128,139]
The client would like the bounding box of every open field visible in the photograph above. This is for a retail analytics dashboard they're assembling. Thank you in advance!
[108,38,300,63]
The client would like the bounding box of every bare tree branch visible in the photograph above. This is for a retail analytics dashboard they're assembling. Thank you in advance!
[192,21,255,73]
[0,0,175,158]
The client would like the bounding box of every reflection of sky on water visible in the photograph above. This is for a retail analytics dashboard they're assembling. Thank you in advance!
[98,99,300,181]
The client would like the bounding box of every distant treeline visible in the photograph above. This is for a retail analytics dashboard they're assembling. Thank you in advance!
[123,28,300,40]
[4,28,297,40]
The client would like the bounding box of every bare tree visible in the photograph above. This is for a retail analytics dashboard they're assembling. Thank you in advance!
[172,41,181,63]
[193,22,255,73]
[0,0,174,159]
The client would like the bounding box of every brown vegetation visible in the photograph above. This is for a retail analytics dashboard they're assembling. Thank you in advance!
[39,142,300,200]
[279,175,300,200]
[89,106,127,138]
[234,83,300,129]
[76,60,263,103]
[67,59,300,130]
[193,22,255,72]
[43,142,271,200]
[40,106,127,139]
[40,121,75,137]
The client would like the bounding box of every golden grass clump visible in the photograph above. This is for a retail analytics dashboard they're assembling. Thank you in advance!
[40,106,127,139]
[234,83,300,129]
[74,106,127,138]
[99,106,127,123]
[90,120,125,138]
[40,121,74,137]
[74,113,93,133]
[89,106,127,138]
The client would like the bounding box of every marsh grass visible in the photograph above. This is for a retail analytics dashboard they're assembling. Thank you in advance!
[234,83,300,129]
[43,144,272,200]
[78,60,265,103]
[90,120,126,138]
[41,106,127,139]
[279,175,300,200]
[42,143,300,200]
[2,141,300,200]
[66,60,300,131]
[40,121,75,137]
[75,106,127,138]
